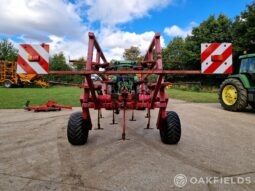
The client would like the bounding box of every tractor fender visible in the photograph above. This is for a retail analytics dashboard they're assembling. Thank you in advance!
[228,74,250,89]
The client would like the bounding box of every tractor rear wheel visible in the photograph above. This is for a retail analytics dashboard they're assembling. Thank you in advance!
[160,111,181,144]
[67,112,89,145]
[3,80,13,88]
[219,78,247,111]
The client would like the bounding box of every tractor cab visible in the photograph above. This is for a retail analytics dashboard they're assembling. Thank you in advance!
[239,53,255,81]
[239,53,255,73]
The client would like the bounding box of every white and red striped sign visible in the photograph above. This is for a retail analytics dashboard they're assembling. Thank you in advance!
[17,44,49,74]
[201,43,232,74]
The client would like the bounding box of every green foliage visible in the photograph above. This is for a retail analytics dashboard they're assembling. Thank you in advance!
[123,46,142,61]
[71,57,86,71]
[232,2,255,54]
[162,37,185,70]
[0,39,18,61]
[46,53,83,83]
[49,52,71,71]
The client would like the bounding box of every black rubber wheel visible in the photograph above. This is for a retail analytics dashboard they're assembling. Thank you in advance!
[67,112,89,145]
[219,78,247,111]
[3,80,12,88]
[160,111,181,144]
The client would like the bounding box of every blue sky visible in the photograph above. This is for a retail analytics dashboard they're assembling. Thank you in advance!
[0,0,253,60]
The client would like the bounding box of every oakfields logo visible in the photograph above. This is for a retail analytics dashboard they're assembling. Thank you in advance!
[174,174,251,188]
[174,174,187,187]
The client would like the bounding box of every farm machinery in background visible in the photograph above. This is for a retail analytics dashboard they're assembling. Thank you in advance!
[50,32,200,144]
[24,100,72,112]
[0,44,49,88]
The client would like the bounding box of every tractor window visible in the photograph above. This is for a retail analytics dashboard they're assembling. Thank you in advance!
[240,58,255,73]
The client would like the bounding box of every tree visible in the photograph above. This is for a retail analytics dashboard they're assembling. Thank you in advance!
[47,52,72,83]
[71,57,86,71]
[49,52,71,71]
[0,39,18,61]
[232,2,255,54]
[123,46,141,61]
[162,37,185,70]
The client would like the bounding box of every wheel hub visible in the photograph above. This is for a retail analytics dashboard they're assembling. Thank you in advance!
[222,85,237,106]
[4,81,12,88]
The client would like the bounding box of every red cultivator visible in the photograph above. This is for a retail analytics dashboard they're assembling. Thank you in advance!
[50,32,200,145]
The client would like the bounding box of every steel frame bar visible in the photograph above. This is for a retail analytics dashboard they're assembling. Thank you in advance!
[49,70,201,75]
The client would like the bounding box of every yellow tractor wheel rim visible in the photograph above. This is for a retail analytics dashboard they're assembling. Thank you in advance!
[222,85,238,106]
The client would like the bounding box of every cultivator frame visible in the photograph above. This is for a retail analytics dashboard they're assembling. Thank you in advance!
[50,32,200,143]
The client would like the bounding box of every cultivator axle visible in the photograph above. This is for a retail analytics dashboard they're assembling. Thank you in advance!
[62,32,199,144]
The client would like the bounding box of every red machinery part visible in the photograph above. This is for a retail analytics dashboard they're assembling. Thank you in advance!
[58,32,200,143]
[25,100,72,112]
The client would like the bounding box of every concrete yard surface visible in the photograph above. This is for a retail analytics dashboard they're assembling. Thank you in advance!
[0,100,255,191]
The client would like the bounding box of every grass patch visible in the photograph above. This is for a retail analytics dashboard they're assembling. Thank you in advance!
[0,86,83,109]
[166,88,218,103]
[0,86,218,109]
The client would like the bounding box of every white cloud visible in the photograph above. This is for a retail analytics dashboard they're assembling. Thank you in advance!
[0,0,168,60]
[0,0,87,41]
[48,35,87,60]
[0,0,90,60]
[80,0,172,25]
[99,29,166,60]
[164,22,197,38]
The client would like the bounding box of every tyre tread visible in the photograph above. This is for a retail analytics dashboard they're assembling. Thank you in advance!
[67,112,89,145]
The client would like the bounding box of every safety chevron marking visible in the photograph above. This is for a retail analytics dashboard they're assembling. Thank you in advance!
[201,43,232,74]
[17,44,49,74]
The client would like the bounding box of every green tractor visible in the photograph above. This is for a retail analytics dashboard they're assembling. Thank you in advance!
[219,53,255,111]
[109,60,140,94]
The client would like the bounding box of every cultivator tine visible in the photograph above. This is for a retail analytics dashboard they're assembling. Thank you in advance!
[122,108,126,140]
[99,109,103,118]
[110,109,117,125]
[145,109,153,129]
[145,108,150,118]
[95,109,103,130]
[129,109,136,121]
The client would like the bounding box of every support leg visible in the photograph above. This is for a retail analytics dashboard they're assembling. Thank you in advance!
[145,109,153,129]
[129,109,136,121]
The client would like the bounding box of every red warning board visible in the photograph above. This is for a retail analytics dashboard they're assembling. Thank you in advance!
[17,44,49,74]
[201,43,232,74]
